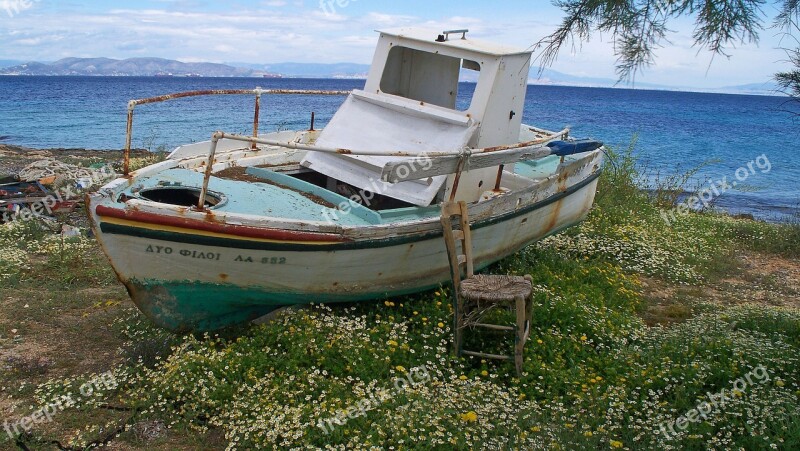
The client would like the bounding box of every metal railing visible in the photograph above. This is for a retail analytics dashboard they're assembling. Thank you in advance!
[123,88,351,175]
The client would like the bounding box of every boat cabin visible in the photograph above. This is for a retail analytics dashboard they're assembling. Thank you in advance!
[301,28,533,206]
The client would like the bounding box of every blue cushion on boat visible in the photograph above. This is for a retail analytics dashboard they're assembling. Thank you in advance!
[546,139,603,156]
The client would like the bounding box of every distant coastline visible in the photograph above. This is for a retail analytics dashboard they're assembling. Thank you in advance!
[0,57,782,97]
[0,74,785,98]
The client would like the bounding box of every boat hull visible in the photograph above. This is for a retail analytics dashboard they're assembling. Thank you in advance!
[89,166,600,332]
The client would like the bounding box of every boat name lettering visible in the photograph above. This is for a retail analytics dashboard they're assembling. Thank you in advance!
[145,245,173,255]
[178,249,222,260]
[234,255,287,265]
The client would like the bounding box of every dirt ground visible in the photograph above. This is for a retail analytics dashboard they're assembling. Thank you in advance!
[640,251,800,325]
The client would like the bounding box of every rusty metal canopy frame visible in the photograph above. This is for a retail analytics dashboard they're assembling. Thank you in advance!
[120,87,570,211]
[123,88,351,175]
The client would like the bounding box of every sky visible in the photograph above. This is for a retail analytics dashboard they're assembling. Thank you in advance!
[0,0,794,88]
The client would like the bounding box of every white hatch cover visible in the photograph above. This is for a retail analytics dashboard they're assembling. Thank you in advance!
[300,90,476,206]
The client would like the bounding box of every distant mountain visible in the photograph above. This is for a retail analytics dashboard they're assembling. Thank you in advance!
[228,62,370,78]
[0,59,24,69]
[0,57,257,77]
[717,82,780,96]
[529,68,695,91]
[528,67,784,96]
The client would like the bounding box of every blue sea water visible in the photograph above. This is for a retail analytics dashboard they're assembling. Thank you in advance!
[0,76,798,220]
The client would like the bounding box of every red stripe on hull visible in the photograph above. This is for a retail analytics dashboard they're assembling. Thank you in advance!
[95,205,347,243]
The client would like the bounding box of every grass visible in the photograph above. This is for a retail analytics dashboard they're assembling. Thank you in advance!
[1,148,799,450]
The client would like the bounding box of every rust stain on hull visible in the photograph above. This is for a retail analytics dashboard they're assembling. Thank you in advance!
[544,198,564,234]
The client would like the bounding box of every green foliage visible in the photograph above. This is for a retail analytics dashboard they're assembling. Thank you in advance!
[125,152,168,173]
[0,219,118,287]
[541,0,799,100]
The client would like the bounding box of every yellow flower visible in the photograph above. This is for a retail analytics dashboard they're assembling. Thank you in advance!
[437,322,445,328]
[518,393,526,400]
[610,440,623,448]
[386,340,398,347]
[776,380,785,387]
[395,365,406,373]
[537,339,543,344]
[584,431,593,437]
[459,411,478,422]
[481,370,489,377]
[580,335,588,342]
[435,291,441,296]
[413,311,419,315]
[530,426,541,432]
[459,375,468,380]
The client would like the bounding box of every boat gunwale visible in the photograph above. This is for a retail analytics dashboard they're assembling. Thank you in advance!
[94,166,602,252]
[93,149,601,236]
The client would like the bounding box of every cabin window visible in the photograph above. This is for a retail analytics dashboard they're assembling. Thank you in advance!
[380,46,479,111]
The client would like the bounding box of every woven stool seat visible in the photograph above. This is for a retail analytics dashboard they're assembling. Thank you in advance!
[460,275,532,303]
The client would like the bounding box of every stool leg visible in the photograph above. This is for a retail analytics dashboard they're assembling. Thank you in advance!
[454,293,464,356]
[514,294,525,376]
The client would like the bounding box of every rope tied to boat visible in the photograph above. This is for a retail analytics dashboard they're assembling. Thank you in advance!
[448,148,473,201]
[458,147,473,170]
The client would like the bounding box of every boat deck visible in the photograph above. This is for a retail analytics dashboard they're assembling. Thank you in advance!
[124,154,563,226]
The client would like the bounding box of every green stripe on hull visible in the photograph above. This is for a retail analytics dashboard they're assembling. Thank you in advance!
[127,279,439,332]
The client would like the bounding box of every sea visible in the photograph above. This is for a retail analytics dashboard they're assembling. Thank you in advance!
[1,76,798,221]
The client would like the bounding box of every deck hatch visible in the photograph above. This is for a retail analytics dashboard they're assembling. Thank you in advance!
[137,187,225,208]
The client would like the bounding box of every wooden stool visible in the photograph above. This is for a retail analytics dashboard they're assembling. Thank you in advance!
[440,201,533,376]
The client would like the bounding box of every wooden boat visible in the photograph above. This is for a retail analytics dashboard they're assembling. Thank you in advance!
[87,28,604,332]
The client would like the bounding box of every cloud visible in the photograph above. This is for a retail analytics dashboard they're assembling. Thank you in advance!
[363,12,417,27]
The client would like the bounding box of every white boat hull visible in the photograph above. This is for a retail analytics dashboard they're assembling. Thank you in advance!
[88,150,601,331]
